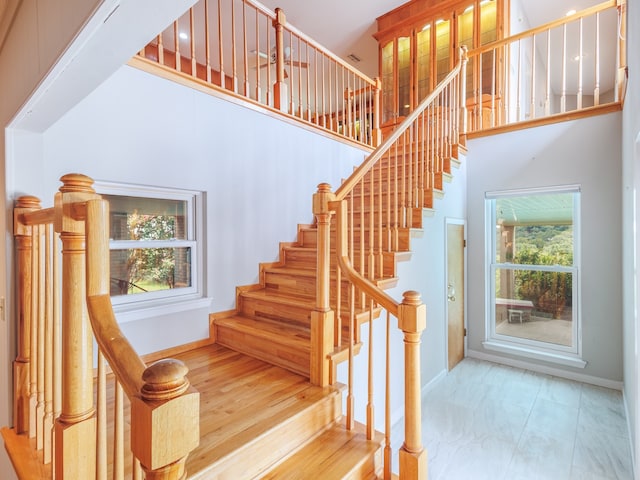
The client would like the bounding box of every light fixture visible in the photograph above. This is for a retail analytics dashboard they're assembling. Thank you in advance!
[179,32,188,40]
[422,24,431,31]
[464,5,474,13]
[435,19,445,25]
[566,9,576,16]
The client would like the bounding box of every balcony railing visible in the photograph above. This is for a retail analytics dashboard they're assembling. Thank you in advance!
[134,0,381,147]
[466,0,626,132]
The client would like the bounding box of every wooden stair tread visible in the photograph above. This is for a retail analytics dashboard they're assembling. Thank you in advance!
[241,288,316,308]
[178,345,343,478]
[261,422,384,479]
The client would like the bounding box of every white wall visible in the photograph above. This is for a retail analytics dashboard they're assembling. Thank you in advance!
[466,111,623,383]
[622,0,640,471]
[7,64,368,354]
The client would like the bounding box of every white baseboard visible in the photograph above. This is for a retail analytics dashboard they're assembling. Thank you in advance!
[622,390,638,480]
[467,349,623,390]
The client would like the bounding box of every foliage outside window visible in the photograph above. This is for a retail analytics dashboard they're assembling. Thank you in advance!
[487,187,580,356]
[96,183,202,307]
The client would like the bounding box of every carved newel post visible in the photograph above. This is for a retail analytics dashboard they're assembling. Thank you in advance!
[311,183,336,386]
[54,174,100,478]
[131,359,200,480]
[273,8,288,113]
[398,290,427,480]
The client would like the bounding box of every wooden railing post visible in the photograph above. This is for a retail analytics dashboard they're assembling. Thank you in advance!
[397,290,427,480]
[310,183,336,386]
[273,8,288,113]
[13,196,42,435]
[53,173,100,479]
[373,77,382,146]
[131,359,199,480]
[616,0,627,101]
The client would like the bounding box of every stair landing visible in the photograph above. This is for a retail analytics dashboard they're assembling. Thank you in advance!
[182,344,386,479]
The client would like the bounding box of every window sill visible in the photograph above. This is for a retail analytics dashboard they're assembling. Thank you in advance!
[482,340,587,369]
[113,296,212,324]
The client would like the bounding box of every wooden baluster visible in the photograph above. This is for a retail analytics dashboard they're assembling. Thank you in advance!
[616,0,626,101]
[217,0,225,89]
[174,20,181,72]
[384,310,391,480]
[96,351,107,480]
[594,12,600,106]
[52,229,62,467]
[289,32,295,115]
[311,183,335,387]
[265,12,271,105]
[306,43,311,121]
[578,18,584,110]
[545,29,551,116]
[13,196,41,435]
[530,36,536,119]
[205,0,211,83]
[377,161,384,278]
[54,173,99,479]
[43,224,54,463]
[273,8,288,112]
[231,0,238,93]
[366,298,375,440]
[29,223,38,440]
[398,291,427,480]
[190,7,196,78]
[242,1,249,96]
[37,225,45,451]
[114,382,124,480]
[157,34,165,66]
[561,23,567,113]
[373,78,382,146]
[133,458,143,480]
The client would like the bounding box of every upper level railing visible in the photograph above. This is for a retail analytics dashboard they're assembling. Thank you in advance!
[133,0,381,148]
[466,0,626,132]
[11,174,199,480]
[311,48,468,480]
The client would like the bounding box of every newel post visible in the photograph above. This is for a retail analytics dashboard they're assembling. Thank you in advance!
[310,183,336,386]
[373,77,382,146]
[53,174,99,479]
[13,196,42,435]
[397,291,427,480]
[273,8,288,112]
[131,359,200,480]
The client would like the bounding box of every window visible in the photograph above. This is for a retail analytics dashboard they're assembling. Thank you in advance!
[485,186,581,362]
[96,182,204,308]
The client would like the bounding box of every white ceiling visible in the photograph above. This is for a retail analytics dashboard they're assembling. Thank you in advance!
[258,0,605,79]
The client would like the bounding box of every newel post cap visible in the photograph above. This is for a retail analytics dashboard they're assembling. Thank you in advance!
[398,290,426,334]
[141,359,190,401]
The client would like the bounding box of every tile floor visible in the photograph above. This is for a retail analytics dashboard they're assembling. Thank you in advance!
[394,357,634,480]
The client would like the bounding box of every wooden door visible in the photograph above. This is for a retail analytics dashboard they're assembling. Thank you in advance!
[447,222,465,370]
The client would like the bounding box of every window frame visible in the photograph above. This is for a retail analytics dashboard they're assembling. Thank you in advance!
[484,185,582,362]
[95,180,205,310]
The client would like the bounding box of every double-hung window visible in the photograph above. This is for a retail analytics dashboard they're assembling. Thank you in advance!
[96,182,204,308]
[485,186,582,364]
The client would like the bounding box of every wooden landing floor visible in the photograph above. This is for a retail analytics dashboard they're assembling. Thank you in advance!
[178,344,343,478]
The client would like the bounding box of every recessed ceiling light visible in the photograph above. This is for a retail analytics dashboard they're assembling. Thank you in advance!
[179,32,188,40]
[566,9,576,16]
[422,24,431,31]
[464,5,474,13]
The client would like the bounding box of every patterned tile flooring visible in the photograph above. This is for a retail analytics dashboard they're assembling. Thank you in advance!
[393,358,634,479]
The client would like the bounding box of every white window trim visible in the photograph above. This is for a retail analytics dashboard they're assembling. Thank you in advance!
[95,180,206,315]
[484,185,583,366]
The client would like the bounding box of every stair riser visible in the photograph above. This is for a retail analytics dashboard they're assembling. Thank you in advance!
[215,323,310,376]
[238,295,311,326]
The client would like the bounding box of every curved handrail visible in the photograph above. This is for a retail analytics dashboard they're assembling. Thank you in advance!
[335,48,466,201]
